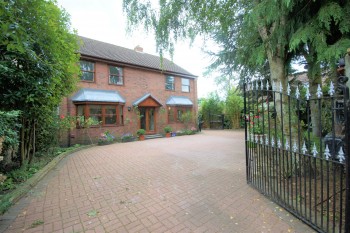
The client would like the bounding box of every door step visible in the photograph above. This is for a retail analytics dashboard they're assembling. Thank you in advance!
[144,134,163,140]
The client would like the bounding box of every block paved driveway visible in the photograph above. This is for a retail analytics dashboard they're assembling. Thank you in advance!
[1,130,315,233]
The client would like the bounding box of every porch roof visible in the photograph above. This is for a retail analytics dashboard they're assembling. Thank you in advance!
[132,93,162,106]
[166,96,193,106]
[71,88,126,103]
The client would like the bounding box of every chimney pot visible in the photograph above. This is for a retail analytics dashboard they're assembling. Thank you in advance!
[134,45,143,53]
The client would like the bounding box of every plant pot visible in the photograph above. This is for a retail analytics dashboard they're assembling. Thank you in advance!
[165,133,171,138]
[139,135,145,141]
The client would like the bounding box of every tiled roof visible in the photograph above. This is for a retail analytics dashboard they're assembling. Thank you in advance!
[71,88,126,103]
[166,96,193,106]
[78,36,197,78]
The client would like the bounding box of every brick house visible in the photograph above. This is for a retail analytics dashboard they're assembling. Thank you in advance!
[60,36,198,145]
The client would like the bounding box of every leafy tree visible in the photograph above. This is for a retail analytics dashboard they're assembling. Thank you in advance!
[289,1,350,136]
[199,92,224,128]
[123,0,350,138]
[0,0,80,166]
[225,88,243,129]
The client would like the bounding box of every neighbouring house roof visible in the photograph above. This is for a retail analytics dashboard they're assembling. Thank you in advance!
[133,93,162,106]
[71,88,126,103]
[78,36,197,79]
[166,96,193,106]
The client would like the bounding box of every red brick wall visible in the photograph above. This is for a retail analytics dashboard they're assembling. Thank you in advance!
[59,59,198,145]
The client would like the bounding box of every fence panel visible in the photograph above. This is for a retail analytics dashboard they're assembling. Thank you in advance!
[244,76,349,233]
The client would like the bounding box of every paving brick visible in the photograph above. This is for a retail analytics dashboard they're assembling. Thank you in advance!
[0,131,316,233]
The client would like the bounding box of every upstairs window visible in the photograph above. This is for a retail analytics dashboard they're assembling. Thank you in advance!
[80,60,94,82]
[165,76,175,91]
[109,66,123,85]
[182,78,190,92]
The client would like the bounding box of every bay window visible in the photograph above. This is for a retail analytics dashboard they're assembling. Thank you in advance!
[76,104,124,127]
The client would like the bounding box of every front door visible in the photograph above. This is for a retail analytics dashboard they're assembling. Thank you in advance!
[139,107,155,133]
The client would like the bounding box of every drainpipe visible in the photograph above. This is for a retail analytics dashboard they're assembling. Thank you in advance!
[67,97,71,147]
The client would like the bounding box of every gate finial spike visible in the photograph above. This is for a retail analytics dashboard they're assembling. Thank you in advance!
[324,145,330,160]
[285,139,290,150]
[316,84,322,98]
[287,83,291,96]
[329,81,335,96]
[271,138,275,147]
[255,81,259,91]
[305,83,311,100]
[266,81,270,91]
[295,86,300,99]
[279,83,283,93]
[261,81,264,91]
[293,140,298,152]
[277,138,282,149]
[265,137,269,146]
[272,81,276,91]
[312,143,318,157]
[301,141,307,154]
[338,146,345,163]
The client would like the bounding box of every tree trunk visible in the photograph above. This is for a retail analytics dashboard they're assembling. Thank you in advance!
[308,64,322,137]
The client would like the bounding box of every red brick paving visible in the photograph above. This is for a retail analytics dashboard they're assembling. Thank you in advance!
[0,130,315,233]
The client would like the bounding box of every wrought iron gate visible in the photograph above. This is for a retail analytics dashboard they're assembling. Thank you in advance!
[244,76,350,233]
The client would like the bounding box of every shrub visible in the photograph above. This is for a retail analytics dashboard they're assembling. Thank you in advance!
[164,126,172,133]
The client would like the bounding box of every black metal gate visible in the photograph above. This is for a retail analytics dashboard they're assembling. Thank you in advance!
[244,76,350,233]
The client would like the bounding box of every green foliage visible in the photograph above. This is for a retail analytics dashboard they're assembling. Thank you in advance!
[199,92,224,128]
[225,88,244,129]
[164,126,172,133]
[98,131,115,145]
[179,111,193,129]
[0,111,21,151]
[0,0,80,166]
[0,178,15,192]
[121,133,135,142]
[30,219,44,228]
[136,129,146,136]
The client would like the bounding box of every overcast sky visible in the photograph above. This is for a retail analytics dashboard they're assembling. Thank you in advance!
[56,0,217,98]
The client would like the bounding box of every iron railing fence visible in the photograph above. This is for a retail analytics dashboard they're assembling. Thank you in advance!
[244,76,349,233]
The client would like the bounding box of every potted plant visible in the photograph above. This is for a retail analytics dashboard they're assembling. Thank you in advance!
[164,126,172,138]
[136,129,146,140]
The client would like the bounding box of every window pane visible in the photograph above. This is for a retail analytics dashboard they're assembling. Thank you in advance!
[77,105,85,116]
[80,61,94,81]
[81,71,94,81]
[165,76,175,90]
[119,105,123,125]
[182,78,190,92]
[80,61,94,71]
[182,78,189,85]
[105,106,116,124]
[109,75,123,85]
[168,108,174,122]
[109,66,121,75]
[177,109,183,120]
[89,105,102,114]
[109,66,123,85]
[182,85,190,92]
[90,115,102,124]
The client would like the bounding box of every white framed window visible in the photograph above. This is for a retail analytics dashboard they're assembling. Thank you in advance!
[182,78,190,92]
[80,60,95,82]
[109,66,123,85]
[165,76,175,90]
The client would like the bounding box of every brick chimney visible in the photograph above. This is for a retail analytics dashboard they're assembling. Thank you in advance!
[134,45,143,53]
